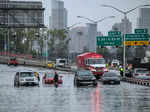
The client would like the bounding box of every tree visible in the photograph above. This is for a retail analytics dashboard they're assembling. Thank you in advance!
[48,29,70,59]
[97,47,111,62]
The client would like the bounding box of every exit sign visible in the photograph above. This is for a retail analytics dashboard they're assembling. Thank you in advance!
[135,29,148,34]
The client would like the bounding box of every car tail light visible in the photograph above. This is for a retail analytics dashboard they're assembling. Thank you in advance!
[146,74,150,76]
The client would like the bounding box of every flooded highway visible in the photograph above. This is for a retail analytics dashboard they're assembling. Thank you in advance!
[0,64,150,112]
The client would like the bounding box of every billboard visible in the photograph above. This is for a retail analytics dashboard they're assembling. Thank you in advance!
[0,0,45,28]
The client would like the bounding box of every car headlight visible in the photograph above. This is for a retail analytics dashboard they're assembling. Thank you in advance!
[77,77,82,80]
[91,68,96,72]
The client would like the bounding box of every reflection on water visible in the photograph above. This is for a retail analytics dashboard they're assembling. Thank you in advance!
[1,64,150,112]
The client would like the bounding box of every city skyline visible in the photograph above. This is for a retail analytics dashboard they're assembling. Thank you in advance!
[43,0,150,35]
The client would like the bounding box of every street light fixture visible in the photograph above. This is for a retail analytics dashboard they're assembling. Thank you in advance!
[66,22,82,30]
[77,15,115,24]
[65,22,82,63]
[77,15,115,52]
[100,4,150,77]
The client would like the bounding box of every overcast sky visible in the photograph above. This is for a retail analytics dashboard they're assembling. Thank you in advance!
[24,0,150,35]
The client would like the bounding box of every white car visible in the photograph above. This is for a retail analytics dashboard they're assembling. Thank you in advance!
[14,71,39,86]
[133,68,150,80]
[111,59,120,67]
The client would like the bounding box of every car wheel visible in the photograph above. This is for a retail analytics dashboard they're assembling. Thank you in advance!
[103,81,106,85]
[14,81,16,87]
[76,81,80,87]
[17,81,20,87]
[74,79,76,86]
[93,82,97,87]
[116,81,120,84]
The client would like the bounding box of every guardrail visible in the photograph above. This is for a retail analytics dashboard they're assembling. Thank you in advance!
[0,56,75,72]
[122,77,150,86]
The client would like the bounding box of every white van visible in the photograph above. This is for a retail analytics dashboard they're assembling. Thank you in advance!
[111,59,120,67]
[55,58,67,67]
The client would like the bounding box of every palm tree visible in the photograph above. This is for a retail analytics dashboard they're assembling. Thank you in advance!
[48,29,70,58]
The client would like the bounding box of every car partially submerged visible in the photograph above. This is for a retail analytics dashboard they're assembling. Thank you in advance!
[42,72,63,85]
[14,71,39,87]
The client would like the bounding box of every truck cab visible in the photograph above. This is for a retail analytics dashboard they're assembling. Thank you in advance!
[77,52,107,79]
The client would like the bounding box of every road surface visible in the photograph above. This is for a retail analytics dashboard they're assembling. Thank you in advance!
[0,64,150,112]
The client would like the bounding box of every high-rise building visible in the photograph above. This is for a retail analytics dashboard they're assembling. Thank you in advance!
[69,26,103,54]
[137,8,150,34]
[69,26,88,54]
[50,0,67,29]
[112,17,132,34]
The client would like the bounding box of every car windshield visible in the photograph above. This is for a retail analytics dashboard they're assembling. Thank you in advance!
[10,57,16,61]
[20,72,34,77]
[60,60,66,63]
[88,58,105,64]
[136,69,149,73]
[46,73,54,78]
[103,72,119,77]
[78,70,93,76]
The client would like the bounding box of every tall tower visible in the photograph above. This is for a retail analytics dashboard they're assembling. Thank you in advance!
[50,0,67,29]
[112,17,132,34]
[137,8,150,35]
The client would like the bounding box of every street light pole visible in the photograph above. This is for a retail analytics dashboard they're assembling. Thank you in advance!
[100,4,150,77]
[65,22,81,64]
[77,15,115,52]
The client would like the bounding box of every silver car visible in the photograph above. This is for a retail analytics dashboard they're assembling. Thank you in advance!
[14,71,39,87]
[133,68,150,80]
[101,72,120,84]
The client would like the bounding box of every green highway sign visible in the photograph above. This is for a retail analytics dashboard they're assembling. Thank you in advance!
[135,29,148,34]
[108,31,121,36]
[97,36,122,46]
[125,34,149,41]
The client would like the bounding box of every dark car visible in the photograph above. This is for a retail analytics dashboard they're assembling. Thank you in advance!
[101,72,120,84]
[14,71,39,87]
[8,57,18,66]
[74,69,97,87]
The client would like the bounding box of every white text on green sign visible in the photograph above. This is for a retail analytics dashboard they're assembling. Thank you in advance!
[97,36,122,46]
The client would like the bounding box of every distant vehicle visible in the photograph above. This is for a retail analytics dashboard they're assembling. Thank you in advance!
[132,68,150,80]
[14,71,39,87]
[47,61,55,68]
[55,58,67,67]
[42,72,63,85]
[8,57,18,66]
[74,69,97,87]
[101,72,120,84]
[77,52,107,79]
[111,59,119,67]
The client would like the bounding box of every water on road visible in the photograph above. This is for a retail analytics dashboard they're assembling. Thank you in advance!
[0,64,150,112]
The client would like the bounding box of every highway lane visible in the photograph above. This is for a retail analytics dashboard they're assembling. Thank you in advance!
[0,64,150,112]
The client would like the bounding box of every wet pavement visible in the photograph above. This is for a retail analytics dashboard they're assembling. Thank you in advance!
[0,64,150,112]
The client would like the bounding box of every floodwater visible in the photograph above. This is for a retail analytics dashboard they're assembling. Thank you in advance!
[0,64,150,112]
